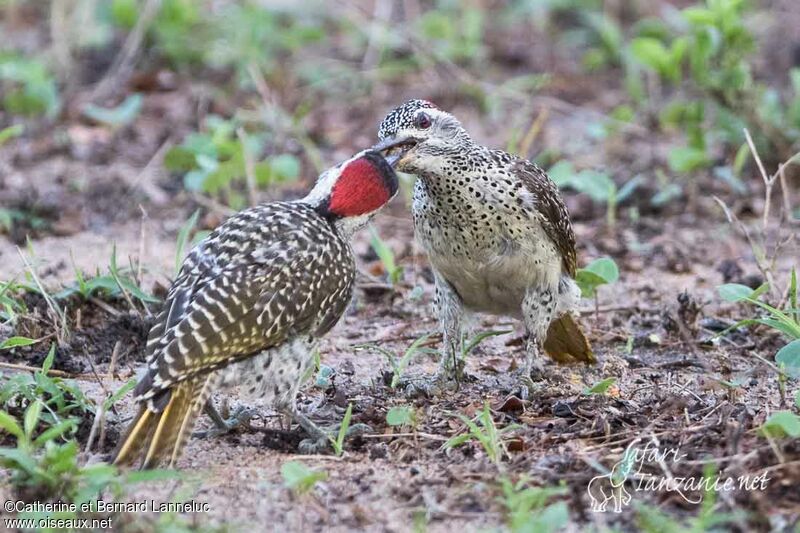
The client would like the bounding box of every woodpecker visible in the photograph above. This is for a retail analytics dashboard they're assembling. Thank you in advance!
[114,150,398,469]
[374,100,594,395]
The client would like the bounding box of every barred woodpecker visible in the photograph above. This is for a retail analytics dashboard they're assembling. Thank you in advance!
[114,150,398,469]
[373,100,594,397]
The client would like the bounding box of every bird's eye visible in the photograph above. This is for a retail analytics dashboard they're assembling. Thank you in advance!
[415,112,432,129]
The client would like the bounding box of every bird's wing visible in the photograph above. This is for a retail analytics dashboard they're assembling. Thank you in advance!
[511,159,578,277]
[134,232,352,404]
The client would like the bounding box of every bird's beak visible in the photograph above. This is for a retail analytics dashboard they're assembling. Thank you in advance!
[371,134,419,167]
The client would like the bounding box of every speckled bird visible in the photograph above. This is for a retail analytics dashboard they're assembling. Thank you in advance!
[114,150,398,469]
[374,100,594,395]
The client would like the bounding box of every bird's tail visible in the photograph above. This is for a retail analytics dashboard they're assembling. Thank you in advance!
[543,313,595,364]
[113,374,215,469]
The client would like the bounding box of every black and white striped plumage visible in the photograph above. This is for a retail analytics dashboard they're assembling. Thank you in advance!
[114,150,398,468]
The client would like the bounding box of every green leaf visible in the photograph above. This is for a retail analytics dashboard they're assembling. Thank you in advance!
[23,400,42,438]
[33,419,76,446]
[776,340,800,379]
[175,210,201,274]
[164,146,198,172]
[281,461,327,494]
[332,402,353,456]
[583,377,617,395]
[0,336,38,350]
[576,257,619,298]
[585,258,619,283]
[103,379,137,410]
[386,405,415,427]
[630,37,671,72]
[269,154,301,181]
[82,94,142,128]
[761,411,800,439]
[548,161,575,187]
[668,146,710,172]
[0,410,23,439]
[0,124,23,146]
[717,283,755,302]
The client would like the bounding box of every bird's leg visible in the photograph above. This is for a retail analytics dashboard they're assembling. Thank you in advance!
[405,273,464,397]
[517,287,557,400]
[193,399,255,438]
[279,402,370,455]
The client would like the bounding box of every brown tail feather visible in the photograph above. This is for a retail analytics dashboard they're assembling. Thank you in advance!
[114,375,215,469]
[543,313,595,364]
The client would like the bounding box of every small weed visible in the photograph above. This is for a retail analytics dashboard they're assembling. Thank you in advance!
[498,476,569,533]
[359,333,437,389]
[164,115,300,209]
[369,227,403,285]
[0,124,24,145]
[576,257,620,300]
[760,411,800,439]
[174,209,202,275]
[281,461,327,495]
[583,377,617,396]
[0,345,93,434]
[549,161,641,228]
[444,402,520,466]
[82,93,142,128]
[717,274,800,378]
[0,400,104,501]
[329,402,353,457]
[386,405,417,429]
[0,53,60,117]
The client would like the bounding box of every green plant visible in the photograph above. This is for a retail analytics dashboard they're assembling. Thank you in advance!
[717,272,800,378]
[498,477,569,533]
[0,280,29,325]
[415,4,486,65]
[281,461,327,495]
[0,124,23,145]
[369,227,402,285]
[0,400,106,501]
[444,402,520,466]
[583,377,617,396]
[54,248,159,309]
[0,345,93,434]
[329,402,353,456]
[0,53,59,117]
[549,161,641,228]
[386,405,417,429]
[164,116,300,209]
[174,210,202,275]
[82,94,142,129]
[576,257,620,300]
[359,333,437,389]
[761,411,800,439]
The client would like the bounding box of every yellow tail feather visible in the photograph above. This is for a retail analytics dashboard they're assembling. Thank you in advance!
[543,313,595,364]
[114,375,215,469]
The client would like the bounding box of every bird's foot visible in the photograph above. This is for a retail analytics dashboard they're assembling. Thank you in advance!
[297,422,372,455]
[194,405,255,439]
[286,407,370,454]
[511,360,546,401]
[401,369,456,398]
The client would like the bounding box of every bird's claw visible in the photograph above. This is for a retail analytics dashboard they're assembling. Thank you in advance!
[297,423,372,454]
[193,406,255,439]
[512,375,537,401]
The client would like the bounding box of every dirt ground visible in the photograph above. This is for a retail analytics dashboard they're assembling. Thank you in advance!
[2,2,800,532]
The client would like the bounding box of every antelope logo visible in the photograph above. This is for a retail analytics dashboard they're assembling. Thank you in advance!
[587,442,638,513]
